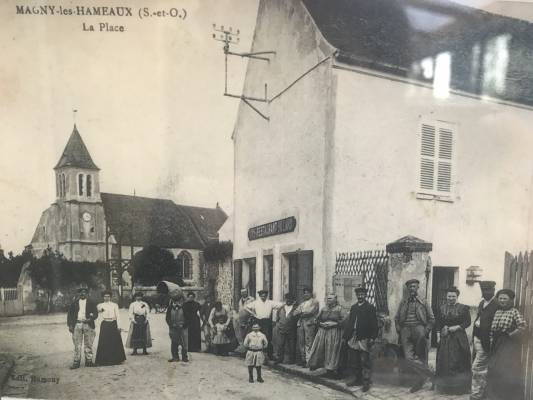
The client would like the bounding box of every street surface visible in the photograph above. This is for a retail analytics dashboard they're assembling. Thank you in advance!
[0,311,351,400]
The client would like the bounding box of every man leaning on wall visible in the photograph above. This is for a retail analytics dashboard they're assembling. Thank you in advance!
[394,278,435,393]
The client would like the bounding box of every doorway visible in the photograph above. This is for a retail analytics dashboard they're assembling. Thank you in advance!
[243,258,257,297]
[263,255,274,299]
[431,266,458,346]
[286,251,313,303]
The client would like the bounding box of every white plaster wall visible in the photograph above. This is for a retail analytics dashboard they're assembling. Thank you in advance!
[232,0,336,303]
[330,67,533,305]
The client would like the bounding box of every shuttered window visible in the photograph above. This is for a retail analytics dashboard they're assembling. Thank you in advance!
[418,120,456,197]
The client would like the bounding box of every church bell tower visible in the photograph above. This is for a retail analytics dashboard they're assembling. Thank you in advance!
[52,125,106,261]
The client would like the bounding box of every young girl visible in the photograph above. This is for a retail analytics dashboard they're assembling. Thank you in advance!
[243,323,268,383]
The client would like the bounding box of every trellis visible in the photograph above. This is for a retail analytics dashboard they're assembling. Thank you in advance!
[335,250,389,313]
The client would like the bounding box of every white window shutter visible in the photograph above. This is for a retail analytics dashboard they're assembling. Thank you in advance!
[437,126,453,193]
[419,123,436,191]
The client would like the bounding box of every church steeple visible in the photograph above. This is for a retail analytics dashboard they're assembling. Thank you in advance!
[54,125,101,203]
[54,125,99,171]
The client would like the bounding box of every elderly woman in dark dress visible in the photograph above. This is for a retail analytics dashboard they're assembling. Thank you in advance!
[434,287,471,394]
[487,289,527,400]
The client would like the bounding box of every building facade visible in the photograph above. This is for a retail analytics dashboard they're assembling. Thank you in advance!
[231,0,533,306]
[31,126,227,287]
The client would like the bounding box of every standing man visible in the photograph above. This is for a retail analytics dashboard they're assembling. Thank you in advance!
[344,287,378,392]
[295,287,319,367]
[274,293,299,365]
[245,289,283,359]
[395,278,435,393]
[234,288,255,351]
[67,284,98,369]
[166,291,191,362]
[471,281,498,400]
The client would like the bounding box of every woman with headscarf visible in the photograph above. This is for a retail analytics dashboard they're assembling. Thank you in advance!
[308,293,346,379]
[434,287,471,394]
[209,301,232,356]
[184,291,202,352]
[125,291,152,355]
[95,290,126,366]
[487,289,527,400]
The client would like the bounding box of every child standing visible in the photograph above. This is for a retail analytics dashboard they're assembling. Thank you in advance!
[244,323,268,383]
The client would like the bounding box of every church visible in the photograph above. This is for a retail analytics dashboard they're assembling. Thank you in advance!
[30,125,228,286]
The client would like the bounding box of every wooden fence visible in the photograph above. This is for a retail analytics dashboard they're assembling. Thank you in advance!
[503,251,533,400]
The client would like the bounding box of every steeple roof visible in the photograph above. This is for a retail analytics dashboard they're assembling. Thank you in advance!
[54,125,99,170]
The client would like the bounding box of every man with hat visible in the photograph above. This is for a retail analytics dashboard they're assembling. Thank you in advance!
[234,288,255,351]
[245,289,284,359]
[394,278,435,393]
[471,280,498,400]
[67,284,99,369]
[274,293,299,364]
[343,286,378,392]
[166,291,193,362]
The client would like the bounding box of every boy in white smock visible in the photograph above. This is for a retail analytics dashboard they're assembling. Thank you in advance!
[243,323,268,383]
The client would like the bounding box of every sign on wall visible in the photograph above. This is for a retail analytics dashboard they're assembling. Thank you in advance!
[248,216,297,241]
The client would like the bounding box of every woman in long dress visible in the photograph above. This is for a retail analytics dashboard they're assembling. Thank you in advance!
[434,287,471,394]
[487,289,527,400]
[95,290,126,366]
[184,291,202,352]
[125,291,152,355]
[209,301,232,356]
[308,293,346,379]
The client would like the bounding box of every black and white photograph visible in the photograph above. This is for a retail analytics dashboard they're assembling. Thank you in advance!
[1,0,533,399]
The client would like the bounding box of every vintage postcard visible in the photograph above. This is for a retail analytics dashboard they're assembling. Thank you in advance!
[1,0,533,399]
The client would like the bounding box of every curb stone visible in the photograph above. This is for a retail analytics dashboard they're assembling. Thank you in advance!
[0,353,15,396]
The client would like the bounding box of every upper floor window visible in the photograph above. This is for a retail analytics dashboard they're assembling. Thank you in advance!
[418,120,456,200]
[78,174,84,196]
[177,251,193,280]
[61,173,66,197]
[86,175,92,197]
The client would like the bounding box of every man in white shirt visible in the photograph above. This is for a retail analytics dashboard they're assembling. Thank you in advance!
[245,289,283,359]
[67,284,98,369]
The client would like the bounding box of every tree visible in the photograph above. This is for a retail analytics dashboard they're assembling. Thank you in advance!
[132,245,183,286]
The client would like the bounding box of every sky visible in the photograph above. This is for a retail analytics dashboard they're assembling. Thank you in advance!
[0,0,259,253]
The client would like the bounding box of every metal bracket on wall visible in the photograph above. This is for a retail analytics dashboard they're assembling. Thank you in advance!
[212,24,275,121]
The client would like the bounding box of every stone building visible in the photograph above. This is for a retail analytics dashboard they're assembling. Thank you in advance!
[31,125,227,287]
[231,0,533,306]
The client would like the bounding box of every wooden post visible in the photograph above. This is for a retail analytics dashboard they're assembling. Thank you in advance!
[503,251,513,289]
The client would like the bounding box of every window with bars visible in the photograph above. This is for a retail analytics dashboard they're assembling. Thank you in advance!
[418,120,456,198]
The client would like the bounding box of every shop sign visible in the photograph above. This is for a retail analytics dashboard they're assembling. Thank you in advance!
[248,216,296,241]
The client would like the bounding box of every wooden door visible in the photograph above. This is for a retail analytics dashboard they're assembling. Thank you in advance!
[296,251,313,303]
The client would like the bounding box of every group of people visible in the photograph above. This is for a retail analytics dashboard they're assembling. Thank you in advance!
[233,279,527,398]
[67,279,527,399]
[66,286,205,368]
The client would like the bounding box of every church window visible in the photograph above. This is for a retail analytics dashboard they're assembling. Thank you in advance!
[78,174,84,196]
[56,176,60,197]
[61,174,66,197]
[177,251,193,280]
[86,175,92,197]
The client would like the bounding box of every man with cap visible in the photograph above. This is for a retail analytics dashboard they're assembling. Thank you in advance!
[344,286,378,392]
[294,287,319,367]
[394,278,435,393]
[471,281,498,400]
[67,284,99,369]
[234,288,255,351]
[274,293,299,364]
[245,289,284,359]
[166,290,192,362]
